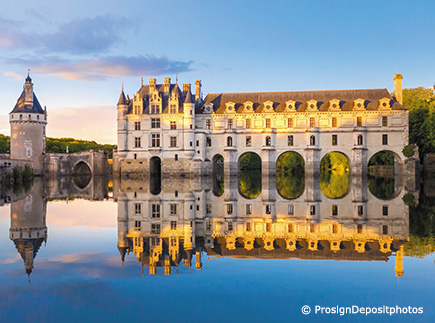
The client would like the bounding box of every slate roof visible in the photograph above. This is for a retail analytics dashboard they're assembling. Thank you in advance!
[10,91,44,114]
[200,88,404,114]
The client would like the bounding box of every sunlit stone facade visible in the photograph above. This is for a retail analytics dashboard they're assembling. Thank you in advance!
[114,75,409,176]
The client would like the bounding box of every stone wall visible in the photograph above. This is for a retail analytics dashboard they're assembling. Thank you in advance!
[44,150,109,176]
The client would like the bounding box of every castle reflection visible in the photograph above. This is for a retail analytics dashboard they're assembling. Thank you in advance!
[113,174,409,277]
[3,173,409,279]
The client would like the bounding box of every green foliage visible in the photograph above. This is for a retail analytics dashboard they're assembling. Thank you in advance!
[320,171,349,199]
[368,151,394,166]
[239,170,262,199]
[367,175,395,199]
[402,144,416,158]
[46,137,116,155]
[276,173,305,200]
[11,165,33,185]
[404,236,435,258]
[0,134,10,153]
[276,152,305,174]
[239,153,261,170]
[403,87,435,158]
[213,175,224,197]
[402,193,416,207]
[320,152,349,173]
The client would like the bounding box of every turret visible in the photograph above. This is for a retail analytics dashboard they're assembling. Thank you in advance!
[117,86,129,157]
[183,84,196,158]
[9,74,47,175]
[395,245,404,277]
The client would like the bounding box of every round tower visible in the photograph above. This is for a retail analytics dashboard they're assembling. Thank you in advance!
[9,74,47,175]
[117,86,129,159]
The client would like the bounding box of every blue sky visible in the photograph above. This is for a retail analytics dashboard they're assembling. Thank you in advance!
[0,0,434,143]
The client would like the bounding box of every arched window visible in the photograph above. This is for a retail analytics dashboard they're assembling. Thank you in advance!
[310,135,316,146]
[357,135,363,145]
[265,136,271,146]
[227,136,233,147]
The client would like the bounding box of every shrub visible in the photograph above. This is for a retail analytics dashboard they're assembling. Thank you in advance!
[402,144,416,158]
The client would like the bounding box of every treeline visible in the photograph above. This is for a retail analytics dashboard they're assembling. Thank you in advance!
[0,135,116,155]
[403,87,435,158]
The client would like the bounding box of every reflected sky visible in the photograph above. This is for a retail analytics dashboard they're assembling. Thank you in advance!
[0,175,434,322]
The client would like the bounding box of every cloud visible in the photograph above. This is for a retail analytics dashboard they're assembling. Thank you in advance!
[7,55,193,81]
[0,14,134,55]
[1,71,23,81]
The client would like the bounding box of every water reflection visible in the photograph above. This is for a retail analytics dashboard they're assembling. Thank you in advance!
[1,172,415,280]
[320,171,349,199]
[368,175,396,200]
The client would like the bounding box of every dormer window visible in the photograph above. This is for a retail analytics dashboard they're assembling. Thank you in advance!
[379,98,392,110]
[204,103,213,114]
[225,102,236,113]
[285,100,297,112]
[263,100,274,113]
[243,101,254,113]
[306,100,318,111]
[353,98,366,110]
[329,99,341,111]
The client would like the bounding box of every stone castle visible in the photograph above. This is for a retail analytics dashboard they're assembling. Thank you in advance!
[114,74,409,177]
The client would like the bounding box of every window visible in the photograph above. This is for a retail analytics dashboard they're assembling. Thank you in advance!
[265,119,271,128]
[358,205,364,216]
[288,204,294,215]
[227,136,233,146]
[134,153,137,160]
[206,119,212,129]
[151,204,161,218]
[151,134,160,147]
[206,204,212,214]
[228,119,233,129]
[246,136,252,147]
[135,203,141,214]
[170,237,177,246]
[150,105,159,114]
[170,137,177,147]
[151,224,160,234]
[288,135,294,146]
[332,117,337,128]
[265,136,271,146]
[310,135,316,146]
[151,118,160,128]
[310,117,315,127]
[266,205,272,214]
[266,223,272,232]
[288,223,294,233]
[206,137,212,147]
[134,105,141,115]
[228,222,233,231]
[357,117,362,127]
[206,221,212,231]
[170,204,177,215]
[134,137,141,148]
[332,205,338,216]
[310,205,316,216]
[246,119,251,129]
[175,154,178,161]
[310,223,315,233]
[357,224,363,234]
[288,118,293,128]
[383,205,388,216]
[357,135,363,145]
[332,134,338,146]
[382,134,388,145]
[170,104,177,114]
[135,221,141,228]
[196,140,199,147]
[382,116,388,127]
[134,121,141,130]
[333,223,338,234]
[382,225,388,235]
[246,204,252,215]
[170,221,177,230]
[170,121,176,129]
[227,204,233,214]
[246,222,251,231]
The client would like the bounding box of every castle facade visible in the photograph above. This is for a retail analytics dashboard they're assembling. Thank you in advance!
[114,74,409,176]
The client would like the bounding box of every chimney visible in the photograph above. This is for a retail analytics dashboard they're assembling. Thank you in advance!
[195,80,202,102]
[24,74,33,105]
[394,74,403,105]
[149,78,156,92]
[183,83,191,93]
[164,77,171,93]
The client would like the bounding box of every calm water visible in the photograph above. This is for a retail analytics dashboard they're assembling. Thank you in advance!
[0,174,434,322]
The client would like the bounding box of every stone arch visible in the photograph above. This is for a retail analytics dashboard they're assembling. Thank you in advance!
[212,154,224,173]
[72,160,92,176]
[275,151,305,200]
[319,151,350,199]
[367,150,403,175]
[275,151,305,173]
[150,156,161,176]
[149,156,161,195]
[73,175,91,190]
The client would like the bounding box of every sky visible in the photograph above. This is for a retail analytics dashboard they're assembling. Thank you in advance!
[0,0,434,144]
